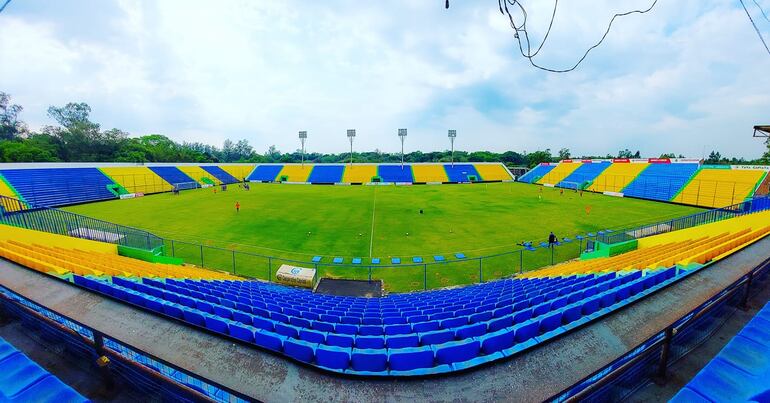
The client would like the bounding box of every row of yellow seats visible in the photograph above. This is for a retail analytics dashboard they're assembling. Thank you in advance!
[0,242,69,276]
[683,226,770,265]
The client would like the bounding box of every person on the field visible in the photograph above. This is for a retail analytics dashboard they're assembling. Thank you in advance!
[548,232,558,247]
[235,201,240,212]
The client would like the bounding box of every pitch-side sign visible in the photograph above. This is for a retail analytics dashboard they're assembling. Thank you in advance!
[276,264,316,288]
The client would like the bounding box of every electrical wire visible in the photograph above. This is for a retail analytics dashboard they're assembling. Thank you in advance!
[739,0,770,55]
[751,0,770,23]
[0,0,12,14]
[498,0,659,73]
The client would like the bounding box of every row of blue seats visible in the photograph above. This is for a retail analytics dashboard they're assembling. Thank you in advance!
[0,336,88,402]
[73,268,678,375]
[517,164,556,183]
[246,164,485,183]
[0,168,115,207]
[200,166,239,184]
[622,163,699,201]
[557,162,611,188]
[671,301,770,402]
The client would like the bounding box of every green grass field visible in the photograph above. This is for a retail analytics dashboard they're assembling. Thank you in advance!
[64,182,702,292]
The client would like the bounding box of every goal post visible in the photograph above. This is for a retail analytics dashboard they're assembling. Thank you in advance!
[172,182,200,191]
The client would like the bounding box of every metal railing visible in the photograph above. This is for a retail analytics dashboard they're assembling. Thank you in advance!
[0,195,164,251]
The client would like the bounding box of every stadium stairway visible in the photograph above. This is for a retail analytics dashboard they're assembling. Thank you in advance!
[444,164,482,182]
[472,164,513,181]
[201,165,240,184]
[218,165,254,183]
[308,166,345,184]
[148,167,199,189]
[587,162,649,193]
[621,163,699,202]
[99,167,172,194]
[248,165,283,182]
[412,164,449,183]
[277,165,313,182]
[378,165,414,183]
[0,168,116,207]
[557,161,611,190]
[536,163,582,186]
[517,164,556,184]
[671,167,767,208]
[670,302,770,402]
[343,165,377,184]
[0,336,88,402]
[176,166,217,186]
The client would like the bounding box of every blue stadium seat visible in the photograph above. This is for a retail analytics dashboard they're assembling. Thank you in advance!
[247,165,283,182]
[308,165,345,183]
[284,339,317,363]
[434,339,481,366]
[355,336,385,349]
[480,328,516,355]
[316,345,351,371]
[388,346,435,372]
[378,165,414,183]
[557,161,611,189]
[386,335,419,349]
[201,166,239,184]
[0,167,118,207]
[351,348,388,372]
[517,164,556,183]
[443,164,481,182]
[622,163,699,201]
[253,330,285,352]
[149,166,199,188]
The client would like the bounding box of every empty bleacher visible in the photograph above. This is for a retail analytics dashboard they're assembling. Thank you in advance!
[148,166,199,188]
[671,302,770,402]
[277,165,313,182]
[0,174,23,211]
[248,165,283,182]
[99,166,172,194]
[672,167,767,208]
[622,163,699,202]
[343,165,377,184]
[378,165,414,183]
[219,165,254,183]
[412,164,449,183]
[176,166,217,186]
[0,168,116,207]
[0,336,87,402]
[201,165,240,184]
[557,162,611,189]
[517,164,556,184]
[308,166,345,184]
[444,164,481,182]
[536,163,582,185]
[473,164,513,181]
[587,162,649,193]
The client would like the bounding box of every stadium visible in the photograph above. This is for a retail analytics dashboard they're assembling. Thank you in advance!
[1,2,770,403]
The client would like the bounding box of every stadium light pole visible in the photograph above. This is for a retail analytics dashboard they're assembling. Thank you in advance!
[347,129,356,167]
[298,131,307,167]
[398,128,407,169]
[448,129,457,167]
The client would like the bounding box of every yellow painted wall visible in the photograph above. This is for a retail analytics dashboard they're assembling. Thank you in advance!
[177,166,218,185]
[219,165,254,182]
[100,167,172,194]
[588,163,650,193]
[0,223,117,254]
[343,165,377,183]
[474,164,513,181]
[413,164,449,182]
[278,165,313,182]
[637,211,770,249]
[672,169,766,208]
[536,163,582,185]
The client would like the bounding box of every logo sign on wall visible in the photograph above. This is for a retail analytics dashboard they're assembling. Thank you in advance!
[276,264,316,288]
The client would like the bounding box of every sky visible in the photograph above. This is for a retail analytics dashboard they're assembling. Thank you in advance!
[1,0,769,159]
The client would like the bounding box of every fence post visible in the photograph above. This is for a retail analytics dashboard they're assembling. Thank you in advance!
[232,250,236,274]
[519,250,523,274]
[478,258,483,283]
[423,264,427,291]
[92,331,115,389]
[171,240,175,257]
[268,257,272,282]
[740,271,753,310]
[368,266,372,282]
[551,246,555,265]
[200,245,204,267]
[656,327,674,384]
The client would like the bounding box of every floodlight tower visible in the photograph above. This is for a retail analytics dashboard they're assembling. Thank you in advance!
[398,128,407,168]
[448,129,457,167]
[347,129,356,166]
[298,131,307,167]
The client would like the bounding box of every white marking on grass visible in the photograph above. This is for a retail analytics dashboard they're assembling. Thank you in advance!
[369,186,377,257]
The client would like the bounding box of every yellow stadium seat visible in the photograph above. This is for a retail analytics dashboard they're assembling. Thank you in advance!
[277,165,313,182]
[672,168,766,208]
[177,166,219,185]
[99,167,173,194]
[536,163,582,185]
[474,164,513,181]
[412,164,448,182]
[343,165,377,183]
[588,163,649,193]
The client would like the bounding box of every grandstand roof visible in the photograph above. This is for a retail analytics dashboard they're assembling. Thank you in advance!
[754,125,770,137]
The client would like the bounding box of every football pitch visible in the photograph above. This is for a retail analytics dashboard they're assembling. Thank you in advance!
[65,182,702,292]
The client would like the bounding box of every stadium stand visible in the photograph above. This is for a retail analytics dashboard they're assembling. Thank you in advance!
[378,165,414,183]
[308,166,345,184]
[672,167,767,208]
[622,163,699,201]
[218,165,254,183]
[277,165,313,182]
[472,164,513,181]
[670,302,770,403]
[517,164,556,184]
[557,161,611,190]
[201,165,240,184]
[412,164,449,183]
[0,336,88,402]
[0,175,23,211]
[587,162,649,193]
[536,162,582,185]
[0,168,116,207]
[148,167,199,189]
[176,166,217,186]
[247,165,283,182]
[99,166,172,194]
[342,165,377,184]
[444,164,482,182]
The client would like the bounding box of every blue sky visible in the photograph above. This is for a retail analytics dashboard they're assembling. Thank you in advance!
[1,0,769,158]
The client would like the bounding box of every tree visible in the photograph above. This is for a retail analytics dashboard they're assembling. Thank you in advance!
[705,151,721,164]
[617,149,633,158]
[558,148,570,160]
[659,153,676,159]
[0,92,27,140]
[526,149,552,167]
[633,150,641,158]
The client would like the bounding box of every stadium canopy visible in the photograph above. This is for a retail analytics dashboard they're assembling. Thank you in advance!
[754,125,770,138]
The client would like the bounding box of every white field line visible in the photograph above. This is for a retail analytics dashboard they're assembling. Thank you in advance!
[369,186,377,258]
